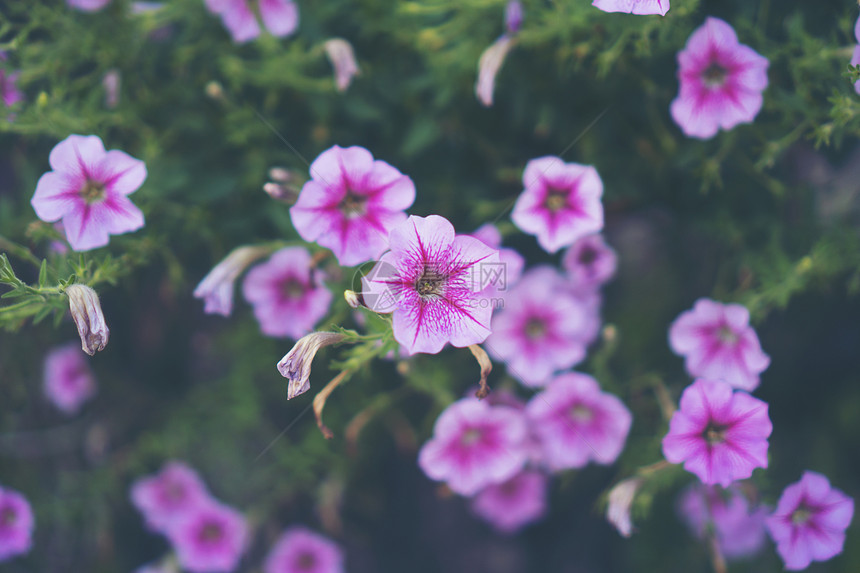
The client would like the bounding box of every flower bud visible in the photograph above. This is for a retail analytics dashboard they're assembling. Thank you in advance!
[277,332,346,400]
[505,1,523,34]
[323,39,360,92]
[193,246,270,316]
[606,477,643,538]
[343,289,361,309]
[102,69,121,109]
[475,35,514,107]
[65,284,110,356]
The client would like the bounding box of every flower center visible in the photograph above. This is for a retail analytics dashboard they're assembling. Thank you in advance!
[703,423,727,445]
[461,428,483,446]
[164,482,186,503]
[702,62,728,89]
[415,265,446,297]
[80,180,106,204]
[579,246,597,265]
[569,403,593,423]
[199,521,223,543]
[545,188,568,212]
[716,325,738,345]
[791,506,813,525]
[296,551,317,570]
[281,278,306,299]
[1,507,16,526]
[338,190,367,218]
[525,318,547,339]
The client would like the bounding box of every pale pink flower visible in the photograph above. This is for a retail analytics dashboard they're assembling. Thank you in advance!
[475,35,514,107]
[277,332,346,399]
[662,379,771,487]
[193,245,271,317]
[67,0,112,11]
[525,372,632,472]
[290,145,416,267]
[31,134,146,251]
[669,298,770,392]
[511,156,604,253]
[0,486,34,562]
[468,223,524,289]
[766,471,854,571]
[418,397,528,496]
[362,215,501,355]
[323,39,360,92]
[670,17,769,139]
[606,477,642,537]
[241,247,333,339]
[43,343,96,415]
[168,501,248,573]
[561,233,617,293]
[263,526,344,573]
[131,462,211,533]
[471,470,547,534]
[592,0,669,16]
[205,0,299,44]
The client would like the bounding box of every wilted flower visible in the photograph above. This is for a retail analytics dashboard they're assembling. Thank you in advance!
[511,156,604,253]
[323,39,360,92]
[475,35,514,107]
[67,0,112,11]
[65,284,110,355]
[662,379,771,487]
[592,0,669,16]
[131,462,211,533]
[766,471,854,570]
[669,298,770,392]
[168,501,248,573]
[263,526,344,573]
[43,343,97,415]
[471,470,548,534]
[204,0,299,44]
[31,134,147,251]
[290,145,416,267]
[418,397,528,496]
[361,215,501,355]
[242,247,333,339]
[193,245,271,316]
[606,477,642,538]
[102,69,120,108]
[277,332,346,400]
[0,486,34,562]
[561,233,617,293]
[670,17,769,139]
[505,1,523,34]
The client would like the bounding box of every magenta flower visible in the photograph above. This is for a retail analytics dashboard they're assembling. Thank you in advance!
[471,470,548,534]
[31,135,147,251]
[766,471,854,570]
[525,372,632,472]
[290,145,416,267]
[43,343,97,415]
[669,298,770,392]
[362,215,500,355]
[662,379,771,487]
[511,156,604,253]
[678,484,769,559]
[468,223,524,289]
[168,501,248,573]
[205,0,299,44]
[0,486,34,562]
[486,266,596,387]
[0,61,22,108]
[263,526,344,573]
[592,0,669,15]
[670,17,769,139]
[242,247,333,339]
[67,0,112,11]
[131,462,211,533]
[418,397,528,496]
[561,233,617,293]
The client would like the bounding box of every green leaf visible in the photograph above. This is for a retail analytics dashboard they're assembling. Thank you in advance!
[38,259,48,288]
[1,289,27,299]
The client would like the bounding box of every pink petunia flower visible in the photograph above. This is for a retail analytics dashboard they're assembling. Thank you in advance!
[31,135,147,251]
[0,486,34,562]
[43,343,97,415]
[242,247,333,339]
[485,266,597,387]
[468,223,525,290]
[766,471,854,571]
[361,215,501,355]
[561,233,617,293]
[67,0,112,11]
[418,397,528,496]
[525,372,632,472]
[670,17,769,139]
[290,145,416,267]
[204,0,299,44]
[470,470,548,534]
[168,501,248,573]
[662,379,771,487]
[592,0,669,16]
[678,484,769,560]
[511,156,604,253]
[131,462,211,533]
[263,526,344,573]
[669,298,770,392]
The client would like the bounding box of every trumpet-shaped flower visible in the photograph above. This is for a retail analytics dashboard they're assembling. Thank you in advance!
[277,332,346,400]
[0,486,33,561]
[43,343,97,414]
[263,526,344,573]
[131,462,211,533]
[592,0,669,16]
[561,233,617,293]
[205,0,299,44]
[470,470,548,534]
[168,501,248,573]
[194,246,271,316]
[65,284,110,355]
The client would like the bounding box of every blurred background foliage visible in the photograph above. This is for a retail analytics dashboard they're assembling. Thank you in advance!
[1,0,859,571]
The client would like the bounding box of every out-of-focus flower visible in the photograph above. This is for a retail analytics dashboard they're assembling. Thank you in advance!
[669,298,770,392]
[131,462,211,533]
[102,69,120,108]
[0,486,34,562]
[468,223,525,289]
[851,45,860,95]
[511,156,604,253]
[263,526,344,573]
[361,215,501,355]
[290,145,415,267]
[475,35,514,107]
[168,501,248,573]
[418,397,528,495]
[31,134,147,251]
[505,1,523,34]
[592,0,669,16]
[471,470,547,534]
[0,53,23,109]
[561,234,617,293]
[193,245,271,317]
[486,267,596,387]
[662,379,771,487]
[277,332,346,400]
[526,372,632,471]
[67,0,112,11]
[670,17,769,139]
[679,484,769,560]
[43,343,96,415]
[323,39,360,92]
[606,477,642,538]
[242,247,333,339]
[65,284,110,355]
[204,0,299,44]
[264,167,303,203]
[766,471,854,570]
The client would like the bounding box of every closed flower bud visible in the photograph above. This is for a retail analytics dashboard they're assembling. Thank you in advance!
[475,35,514,107]
[193,246,271,317]
[606,477,643,538]
[65,284,110,356]
[343,289,361,309]
[323,38,360,92]
[277,332,346,400]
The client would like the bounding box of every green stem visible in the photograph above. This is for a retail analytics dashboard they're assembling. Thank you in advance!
[0,236,42,268]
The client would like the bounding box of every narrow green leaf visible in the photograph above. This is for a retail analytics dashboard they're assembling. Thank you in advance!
[38,259,48,287]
